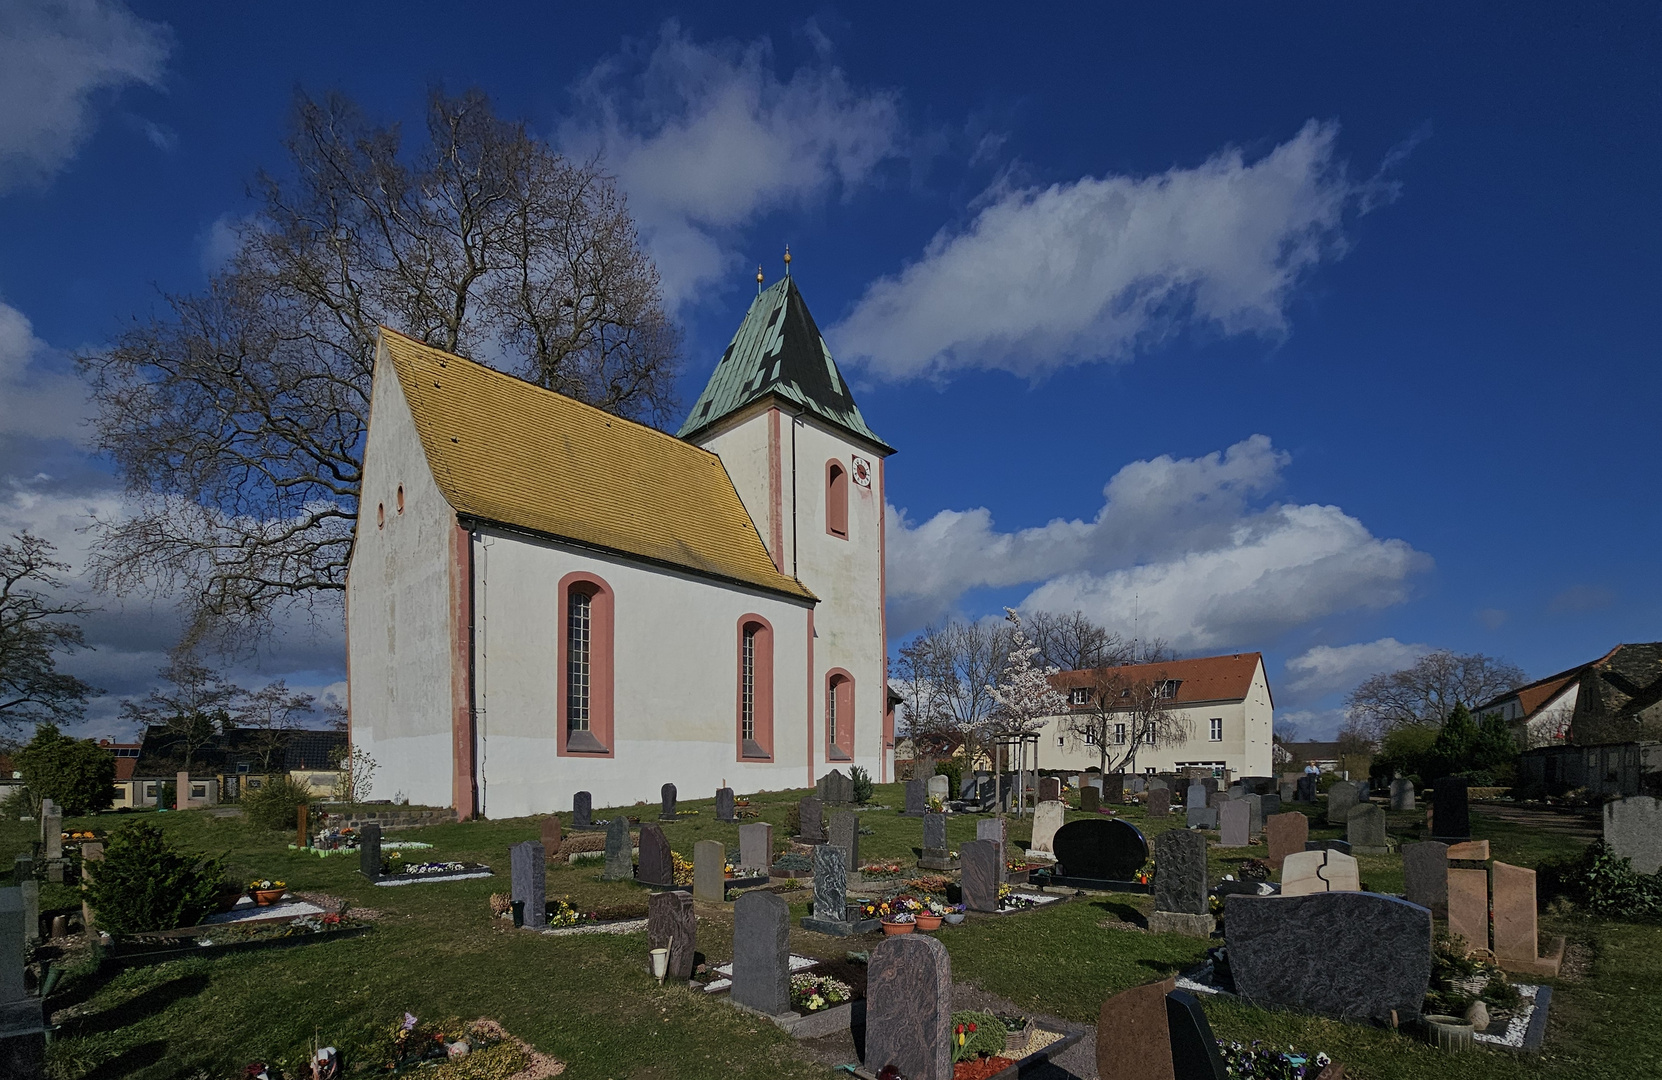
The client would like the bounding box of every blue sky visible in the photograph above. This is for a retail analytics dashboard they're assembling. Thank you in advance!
[1,2,1657,740]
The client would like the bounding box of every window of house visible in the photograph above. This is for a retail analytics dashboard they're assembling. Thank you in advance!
[1069,687,1090,706]
[247,778,262,790]
[1158,679,1183,699]
[1115,723,1126,745]
[1084,728,1097,745]
[738,616,774,759]
[145,783,157,798]
[1209,718,1223,742]
[190,784,207,799]
[558,573,614,755]
[827,671,854,760]
[826,461,849,538]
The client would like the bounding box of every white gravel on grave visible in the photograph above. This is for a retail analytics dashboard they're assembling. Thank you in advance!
[201,900,325,924]
[538,918,649,937]
[374,871,493,886]
[703,954,819,993]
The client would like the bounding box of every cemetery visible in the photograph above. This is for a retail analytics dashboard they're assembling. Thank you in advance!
[2,772,1660,1079]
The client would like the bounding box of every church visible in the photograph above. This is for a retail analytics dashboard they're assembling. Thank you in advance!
[345,273,895,818]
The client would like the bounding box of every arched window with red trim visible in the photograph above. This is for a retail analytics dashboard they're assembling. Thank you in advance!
[558,572,614,756]
[826,460,848,539]
[826,669,854,761]
[737,615,774,760]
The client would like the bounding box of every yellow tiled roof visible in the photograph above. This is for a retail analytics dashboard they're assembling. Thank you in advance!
[378,328,814,602]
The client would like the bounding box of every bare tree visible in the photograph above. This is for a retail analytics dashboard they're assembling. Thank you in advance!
[81,88,680,646]
[897,619,1011,777]
[893,636,952,759]
[233,680,316,772]
[1027,610,1125,671]
[1344,650,1527,738]
[1063,663,1194,776]
[121,651,244,771]
[0,534,98,732]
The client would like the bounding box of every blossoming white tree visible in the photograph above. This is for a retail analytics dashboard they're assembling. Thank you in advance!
[989,609,1070,816]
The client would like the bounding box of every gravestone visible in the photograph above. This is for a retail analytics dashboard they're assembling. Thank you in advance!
[1147,787,1170,817]
[1279,778,1297,802]
[1,886,46,1078]
[731,891,790,1015]
[12,857,36,944]
[540,816,562,852]
[358,823,382,881]
[636,824,673,887]
[1054,819,1149,883]
[79,842,103,933]
[1356,779,1372,803]
[1226,891,1433,1024]
[1390,778,1416,811]
[977,818,1008,882]
[919,813,954,870]
[647,890,696,979]
[1448,867,1489,952]
[738,822,772,872]
[829,810,860,875]
[1185,783,1207,810]
[1280,849,1360,896]
[1492,860,1549,972]
[1347,803,1390,855]
[1153,829,1208,915]
[961,839,1000,912]
[601,816,633,881]
[1447,839,1489,861]
[903,779,927,815]
[1148,777,1169,792]
[1325,781,1359,825]
[819,769,852,805]
[1038,776,1062,802]
[1218,800,1250,847]
[1228,784,1245,800]
[1096,977,1178,1080]
[865,934,952,1080]
[1430,776,1471,840]
[801,844,856,934]
[1264,811,1308,871]
[797,796,825,842]
[1166,990,1231,1080]
[41,804,60,862]
[1103,773,1125,804]
[1130,776,1146,794]
[1259,793,1280,818]
[716,787,735,823]
[660,783,678,820]
[509,841,547,928]
[1402,841,1449,917]
[1202,778,1219,797]
[1306,838,1353,855]
[1185,799,1218,829]
[573,790,594,829]
[1604,796,1662,874]
[1030,801,1066,855]
[926,773,949,802]
[693,839,726,903]
[1244,794,1264,838]
[1080,785,1101,813]
[1207,791,1227,810]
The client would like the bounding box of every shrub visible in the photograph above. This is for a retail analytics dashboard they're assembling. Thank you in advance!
[949,1010,1006,1062]
[83,820,225,936]
[1541,840,1662,920]
[849,766,874,804]
[937,759,962,800]
[16,723,115,815]
[242,774,316,833]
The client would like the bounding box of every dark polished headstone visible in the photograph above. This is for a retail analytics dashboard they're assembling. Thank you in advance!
[798,796,825,842]
[819,769,853,805]
[1226,891,1433,1024]
[738,822,772,871]
[829,810,859,873]
[660,783,678,820]
[509,841,547,928]
[1402,841,1449,917]
[573,790,594,829]
[1096,977,1176,1080]
[1165,990,1230,1080]
[1080,785,1101,813]
[1147,787,1170,817]
[1102,773,1124,804]
[903,779,927,815]
[922,812,946,851]
[716,787,735,823]
[961,839,1000,912]
[732,891,790,1015]
[1202,778,1219,797]
[602,816,633,880]
[1295,774,1316,802]
[866,934,952,1080]
[812,844,847,922]
[1,887,27,1001]
[1304,839,1352,855]
[1430,776,1472,840]
[1259,793,1281,818]
[648,890,696,979]
[1154,829,1208,915]
[1186,803,1218,829]
[358,823,381,881]
[1039,776,1062,802]
[1326,780,1359,825]
[637,824,673,886]
[1054,819,1148,883]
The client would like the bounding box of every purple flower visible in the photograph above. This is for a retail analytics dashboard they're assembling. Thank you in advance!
[402,1012,418,1032]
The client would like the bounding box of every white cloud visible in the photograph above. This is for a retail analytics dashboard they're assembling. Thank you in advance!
[561,21,904,308]
[834,120,1386,379]
[886,435,1429,651]
[0,0,171,192]
[1283,637,1432,703]
[0,300,92,444]
[1276,708,1348,742]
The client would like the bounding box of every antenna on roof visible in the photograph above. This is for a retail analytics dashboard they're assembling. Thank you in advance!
[783,244,792,277]
[756,264,764,295]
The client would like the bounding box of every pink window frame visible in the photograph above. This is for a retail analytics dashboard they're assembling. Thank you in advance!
[737,615,774,761]
[825,460,848,539]
[556,571,615,757]
[826,668,855,762]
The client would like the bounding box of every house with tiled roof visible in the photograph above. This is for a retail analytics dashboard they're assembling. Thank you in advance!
[1472,650,1617,749]
[1033,652,1275,778]
[348,271,894,817]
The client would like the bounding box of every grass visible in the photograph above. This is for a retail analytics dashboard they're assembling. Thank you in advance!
[12,783,1660,1079]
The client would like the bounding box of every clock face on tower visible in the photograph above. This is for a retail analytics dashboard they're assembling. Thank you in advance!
[851,455,872,488]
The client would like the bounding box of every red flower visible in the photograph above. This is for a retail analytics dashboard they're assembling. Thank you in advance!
[968,1023,977,1032]
[956,1024,965,1034]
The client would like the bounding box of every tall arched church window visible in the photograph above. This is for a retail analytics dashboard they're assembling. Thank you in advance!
[557,573,614,755]
[826,670,854,761]
[737,616,774,760]
[826,460,848,538]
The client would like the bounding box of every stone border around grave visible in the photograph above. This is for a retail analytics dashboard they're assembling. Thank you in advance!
[374,870,493,886]
[849,1027,1082,1080]
[727,995,867,1039]
[105,925,373,969]
[984,892,1069,917]
[538,917,649,938]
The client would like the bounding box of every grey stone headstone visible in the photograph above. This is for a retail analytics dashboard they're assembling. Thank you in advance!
[1245,794,1264,837]
[798,796,824,841]
[573,790,593,828]
[18,881,38,947]
[1130,776,1146,794]
[922,812,947,852]
[1347,803,1389,854]
[732,891,790,1015]
[716,787,735,823]
[1154,829,1208,915]
[1186,801,1217,829]
[1186,783,1207,810]
[976,818,1007,882]
[1225,892,1433,1024]
[1390,778,1416,811]
[1429,776,1471,840]
[1326,781,1359,825]
[358,823,382,880]
[1228,784,1245,800]
[660,783,678,820]
[1604,796,1662,875]
[1147,787,1170,817]
[1280,779,1298,802]
[1356,780,1372,803]
[647,890,696,979]
[960,839,1000,913]
[1219,799,1250,847]
[41,809,61,861]
[601,816,633,880]
[693,839,726,902]
[866,934,953,1080]
[1166,990,1231,1080]
[1087,777,1104,793]
[829,810,859,873]
[1148,777,1169,792]
[738,822,773,872]
[510,841,547,928]
[926,774,949,802]
[0,887,25,1003]
[812,844,848,922]
[1402,841,1449,917]
[819,769,852,805]
[903,779,927,814]
[1259,793,1281,818]
[636,824,673,886]
[1207,791,1227,810]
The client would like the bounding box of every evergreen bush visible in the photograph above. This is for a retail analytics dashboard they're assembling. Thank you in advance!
[849,766,874,804]
[16,723,115,815]
[83,820,226,936]
[243,774,315,833]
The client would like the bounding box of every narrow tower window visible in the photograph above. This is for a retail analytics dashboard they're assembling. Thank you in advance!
[558,573,613,755]
[567,590,591,732]
[826,461,848,538]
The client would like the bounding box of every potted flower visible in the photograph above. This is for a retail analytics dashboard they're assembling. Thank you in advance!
[882,912,916,935]
[249,879,287,905]
[943,903,967,925]
[915,898,946,931]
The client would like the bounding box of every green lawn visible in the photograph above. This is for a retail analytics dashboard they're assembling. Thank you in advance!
[12,785,1658,1079]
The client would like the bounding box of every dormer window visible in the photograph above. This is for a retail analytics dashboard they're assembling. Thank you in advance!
[1069,687,1090,706]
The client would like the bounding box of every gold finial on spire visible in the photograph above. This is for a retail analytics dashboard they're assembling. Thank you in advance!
[783,244,792,276]
[756,264,764,295]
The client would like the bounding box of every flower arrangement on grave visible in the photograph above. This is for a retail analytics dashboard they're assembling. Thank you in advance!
[363,1013,544,1077]
[1215,1041,1332,1079]
[546,898,602,928]
[949,1010,1007,1063]
[489,893,512,918]
[904,874,952,893]
[671,852,694,886]
[394,860,474,876]
[927,794,946,812]
[859,861,904,877]
[995,884,1039,912]
[789,972,854,1012]
[1425,929,1521,1016]
[1134,860,1155,885]
[1238,858,1271,882]
[197,911,359,946]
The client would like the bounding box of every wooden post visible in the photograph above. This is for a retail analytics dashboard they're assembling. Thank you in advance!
[297,803,309,849]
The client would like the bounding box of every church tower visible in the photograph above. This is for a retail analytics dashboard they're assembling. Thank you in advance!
[680,265,896,781]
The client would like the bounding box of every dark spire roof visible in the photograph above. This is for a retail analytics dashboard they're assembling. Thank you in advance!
[678,276,892,453]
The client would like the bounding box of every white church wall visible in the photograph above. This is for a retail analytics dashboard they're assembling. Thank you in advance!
[470,526,816,818]
[346,355,457,807]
